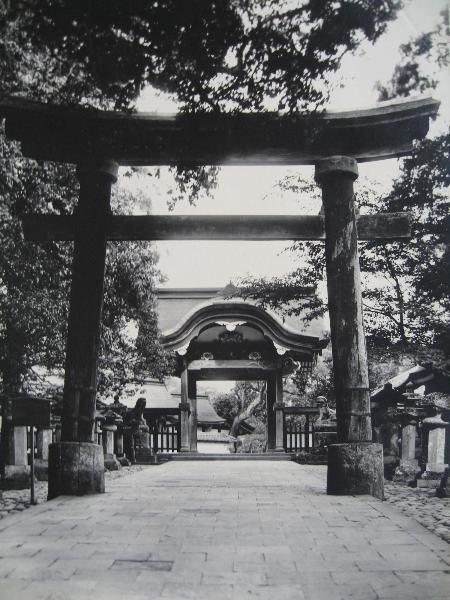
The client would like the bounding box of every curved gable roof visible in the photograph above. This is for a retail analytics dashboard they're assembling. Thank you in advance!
[161,299,327,361]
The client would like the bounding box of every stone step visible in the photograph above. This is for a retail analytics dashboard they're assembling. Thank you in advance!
[154,452,295,461]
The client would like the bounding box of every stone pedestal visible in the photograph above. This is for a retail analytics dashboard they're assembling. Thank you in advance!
[375,422,401,480]
[394,423,420,483]
[417,415,449,489]
[1,426,30,490]
[48,442,105,499]
[101,425,121,471]
[114,428,130,466]
[314,423,337,449]
[35,428,53,481]
[327,443,384,500]
[123,426,135,464]
[134,426,153,463]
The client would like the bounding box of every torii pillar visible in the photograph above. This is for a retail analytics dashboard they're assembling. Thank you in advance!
[315,156,384,499]
[48,159,118,499]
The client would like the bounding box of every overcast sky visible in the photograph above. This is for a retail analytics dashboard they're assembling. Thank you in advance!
[120,0,449,289]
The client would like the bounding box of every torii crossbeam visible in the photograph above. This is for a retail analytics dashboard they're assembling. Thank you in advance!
[0,95,439,500]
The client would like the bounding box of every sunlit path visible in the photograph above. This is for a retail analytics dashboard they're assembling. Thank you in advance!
[0,462,448,600]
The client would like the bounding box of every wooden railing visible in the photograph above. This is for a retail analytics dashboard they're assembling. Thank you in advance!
[150,423,180,453]
[283,407,319,453]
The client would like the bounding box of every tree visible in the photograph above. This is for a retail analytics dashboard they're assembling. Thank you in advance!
[0,13,171,400]
[237,13,450,381]
[213,381,266,437]
[376,7,449,101]
[18,0,401,112]
[0,0,408,391]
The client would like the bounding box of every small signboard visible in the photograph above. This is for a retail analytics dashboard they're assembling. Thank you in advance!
[11,396,51,428]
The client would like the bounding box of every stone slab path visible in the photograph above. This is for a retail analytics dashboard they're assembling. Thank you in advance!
[0,462,449,600]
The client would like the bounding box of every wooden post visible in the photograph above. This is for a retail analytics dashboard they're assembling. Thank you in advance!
[315,156,383,499]
[274,370,285,452]
[61,159,118,443]
[266,375,276,451]
[179,366,191,452]
[48,159,117,499]
[188,375,198,453]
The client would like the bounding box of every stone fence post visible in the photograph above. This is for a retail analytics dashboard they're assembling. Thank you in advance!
[417,414,450,488]
[393,421,421,483]
[179,403,191,452]
[2,426,30,489]
[274,403,285,452]
[114,424,129,466]
[35,427,53,481]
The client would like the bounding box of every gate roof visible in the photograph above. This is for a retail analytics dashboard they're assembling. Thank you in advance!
[161,298,327,370]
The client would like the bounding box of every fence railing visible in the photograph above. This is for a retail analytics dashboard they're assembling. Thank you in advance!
[283,407,318,453]
[150,423,180,453]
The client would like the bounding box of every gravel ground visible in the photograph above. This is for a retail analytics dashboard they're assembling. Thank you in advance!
[0,465,144,518]
[384,480,450,543]
[1,466,449,546]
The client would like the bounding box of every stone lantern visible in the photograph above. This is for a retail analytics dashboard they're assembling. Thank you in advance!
[417,412,450,488]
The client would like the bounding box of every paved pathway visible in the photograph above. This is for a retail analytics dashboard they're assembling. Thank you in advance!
[0,462,449,600]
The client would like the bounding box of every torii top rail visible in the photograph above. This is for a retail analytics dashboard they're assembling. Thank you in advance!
[0,95,439,166]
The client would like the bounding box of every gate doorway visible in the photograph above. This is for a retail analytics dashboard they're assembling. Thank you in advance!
[159,299,327,454]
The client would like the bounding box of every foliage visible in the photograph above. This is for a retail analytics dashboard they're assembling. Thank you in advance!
[236,423,267,454]
[0,138,75,392]
[0,0,419,396]
[212,380,266,437]
[237,16,450,379]
[18,0,401,112]
[377,7,449,100]
[0,13,173,396]
[285,356,335,407]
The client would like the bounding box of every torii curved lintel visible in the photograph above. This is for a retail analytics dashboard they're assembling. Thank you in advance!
[0,95,439,166]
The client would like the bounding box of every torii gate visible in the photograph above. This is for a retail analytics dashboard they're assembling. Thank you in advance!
[0,96,439,499]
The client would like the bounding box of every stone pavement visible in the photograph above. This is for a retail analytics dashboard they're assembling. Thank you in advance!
[0,462,449,600]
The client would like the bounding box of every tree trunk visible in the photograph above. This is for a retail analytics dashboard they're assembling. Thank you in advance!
[229,383,266,438]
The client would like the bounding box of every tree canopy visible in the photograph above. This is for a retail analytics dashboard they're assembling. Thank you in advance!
[237,13,450,386]
[0,0,408,398]
[16,0,402,112]
[0,11,171,396]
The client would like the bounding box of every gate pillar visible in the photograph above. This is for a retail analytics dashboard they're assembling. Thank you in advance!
[188,375,198,453]
[315,156,384,499]
[266,375,276,450]
[274,370,285,452]
[48,159,118,499]
[179,366,191,452]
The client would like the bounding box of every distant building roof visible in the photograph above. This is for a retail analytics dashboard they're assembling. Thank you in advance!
[171,392,225,425]
[371,364,450,402]
[120,379,179,409]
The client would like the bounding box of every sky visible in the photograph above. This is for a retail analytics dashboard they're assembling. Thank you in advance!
[119,0,449,290]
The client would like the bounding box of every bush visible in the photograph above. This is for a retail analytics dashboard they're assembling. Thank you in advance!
[236,432,267,453]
